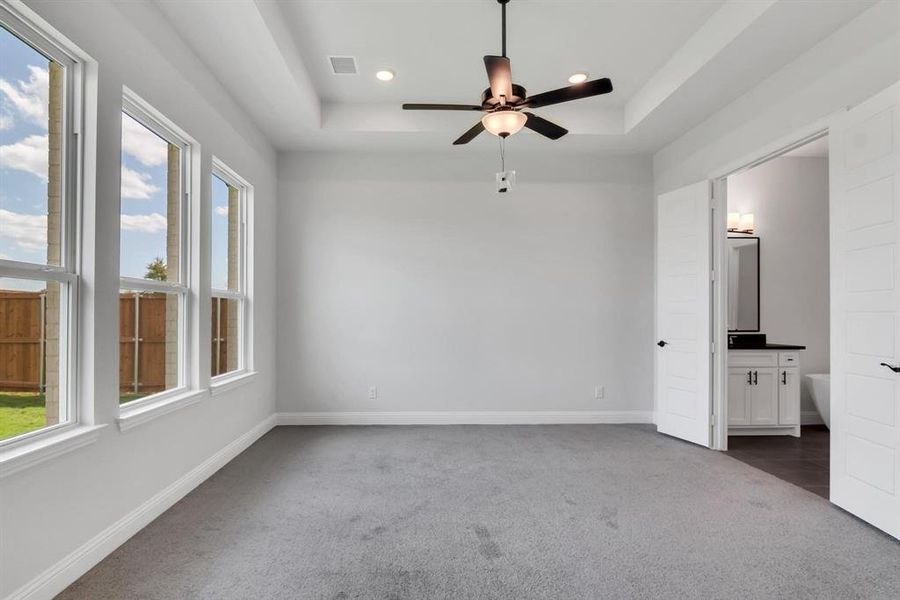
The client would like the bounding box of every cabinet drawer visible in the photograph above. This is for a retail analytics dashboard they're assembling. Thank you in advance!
[728,351,778,368]
[779,352,800,367]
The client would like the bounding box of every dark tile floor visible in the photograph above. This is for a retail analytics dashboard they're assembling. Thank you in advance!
[727,426,830,499]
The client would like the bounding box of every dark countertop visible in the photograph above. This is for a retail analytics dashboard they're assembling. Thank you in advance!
[729,343,806,350]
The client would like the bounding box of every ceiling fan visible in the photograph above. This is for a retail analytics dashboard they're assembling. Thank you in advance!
[402,0,613,145]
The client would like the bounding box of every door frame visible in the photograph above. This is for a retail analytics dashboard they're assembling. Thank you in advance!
[706,116,838,451]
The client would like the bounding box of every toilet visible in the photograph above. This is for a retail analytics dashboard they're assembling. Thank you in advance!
[806,374,830,429]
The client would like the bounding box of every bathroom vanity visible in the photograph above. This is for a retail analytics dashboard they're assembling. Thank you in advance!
[728,344,805,437]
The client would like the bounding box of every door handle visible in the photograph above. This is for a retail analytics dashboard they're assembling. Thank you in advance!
[753,371,758,385]
[747,370,752,385]
[881,362,900,373]
[657,340,668,347]
[782,370,787,385]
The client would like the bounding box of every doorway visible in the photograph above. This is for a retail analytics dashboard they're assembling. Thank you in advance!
[715,134,831,498]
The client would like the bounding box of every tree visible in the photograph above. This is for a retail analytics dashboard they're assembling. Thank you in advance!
[145,257,167,281]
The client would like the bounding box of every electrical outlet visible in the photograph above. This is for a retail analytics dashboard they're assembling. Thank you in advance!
[594,385,605,401]
[368,385,378,400]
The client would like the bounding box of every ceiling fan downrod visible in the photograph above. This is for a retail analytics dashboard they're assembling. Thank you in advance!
[500,0,509,58]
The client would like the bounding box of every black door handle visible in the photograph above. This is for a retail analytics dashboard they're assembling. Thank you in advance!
[753,371,758,385]
[881,362,900,373]
[747,370,752,385]
[657,340,668,347]
[782,370,787,385]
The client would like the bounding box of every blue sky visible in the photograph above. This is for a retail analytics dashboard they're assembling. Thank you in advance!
[2,24,232,288]
[0,25,51,271]
[211,174,230,290]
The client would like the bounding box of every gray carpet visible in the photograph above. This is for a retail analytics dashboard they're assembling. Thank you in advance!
[59,425,900,599]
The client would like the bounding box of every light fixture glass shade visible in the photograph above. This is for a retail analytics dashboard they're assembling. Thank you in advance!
[727,212,740,230]
[482,110,527,137]
[738,213,754,232]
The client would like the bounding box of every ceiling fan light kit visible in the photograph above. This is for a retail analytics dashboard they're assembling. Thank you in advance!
[401,0,614,147]
[482,109,527,137]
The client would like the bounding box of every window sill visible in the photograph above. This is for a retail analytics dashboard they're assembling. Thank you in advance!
[0,424,106,479]
[210,370,258,397]
[117,388,208,432]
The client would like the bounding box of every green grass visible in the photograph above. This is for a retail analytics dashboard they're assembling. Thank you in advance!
[0,391,150,441]
[0,392,46,440]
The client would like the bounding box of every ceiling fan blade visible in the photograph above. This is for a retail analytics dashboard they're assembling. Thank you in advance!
[403,103,483,111]
[524,78,613,109]
[524,113,568,140]
[484,55,513,101]
[452,121,486,145]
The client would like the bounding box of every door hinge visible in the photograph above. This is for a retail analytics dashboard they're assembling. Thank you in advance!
[710,270,715,282]
[710,341,715,354]
[710,414,716,426]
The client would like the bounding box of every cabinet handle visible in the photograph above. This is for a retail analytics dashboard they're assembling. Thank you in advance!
[753,371,758,385]
[747,370,752,385]
[782,370,787,385]
[880,362,900,373]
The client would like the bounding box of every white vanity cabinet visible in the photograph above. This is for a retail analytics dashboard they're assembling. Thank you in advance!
[727,350,801,436]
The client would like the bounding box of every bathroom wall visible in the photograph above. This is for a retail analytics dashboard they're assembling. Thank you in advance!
[727,155,829,418]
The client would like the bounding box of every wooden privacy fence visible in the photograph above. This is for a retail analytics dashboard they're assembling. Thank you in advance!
[119,292,169,395]
[2,291,230,394]
[0,290,46,391]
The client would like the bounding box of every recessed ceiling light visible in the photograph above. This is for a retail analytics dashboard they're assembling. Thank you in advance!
[376,69,395,81]
[568,72,589,84]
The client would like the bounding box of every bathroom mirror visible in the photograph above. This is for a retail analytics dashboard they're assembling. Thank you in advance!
[728,236,760,332]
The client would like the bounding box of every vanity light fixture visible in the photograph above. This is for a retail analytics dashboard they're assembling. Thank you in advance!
[728,212,755,234]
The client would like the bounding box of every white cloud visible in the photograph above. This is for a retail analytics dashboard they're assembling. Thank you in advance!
[0,65,49,128]
[121,212,167,234]
[214,206,228,217]
[0,111,12,130]
[0,134,48,180]
[0,208,47,251]
[122,113,168,167]
[121,166,159,200]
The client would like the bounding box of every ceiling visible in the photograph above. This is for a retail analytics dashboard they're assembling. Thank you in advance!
[153,0,884,155]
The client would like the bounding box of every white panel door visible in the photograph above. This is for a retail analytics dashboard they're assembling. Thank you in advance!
[831,82,900,539]
[656,181,712,447]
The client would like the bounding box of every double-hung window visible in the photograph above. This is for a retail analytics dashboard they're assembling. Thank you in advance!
[0,9,81,444]
[210,160,250,380]
[119,92,194,406]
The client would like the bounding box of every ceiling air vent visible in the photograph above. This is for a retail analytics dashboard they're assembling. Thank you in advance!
[329,56,358,75]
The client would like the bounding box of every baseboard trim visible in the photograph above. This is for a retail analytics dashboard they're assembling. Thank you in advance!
[276,410,654,426]
[801,410,825,426]
[7,414,277,600]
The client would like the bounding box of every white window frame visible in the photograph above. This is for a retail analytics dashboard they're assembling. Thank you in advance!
[118,90,196,411]
[210,158,253,383]
[0,3,83,448]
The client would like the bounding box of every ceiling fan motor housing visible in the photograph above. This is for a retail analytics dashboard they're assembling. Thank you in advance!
[481,84,527,109]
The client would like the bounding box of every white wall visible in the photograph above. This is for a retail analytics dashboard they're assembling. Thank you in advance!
[276,151,654,418]
[654,0,900,193]
[727,156,829,415]
[1,1,277,596]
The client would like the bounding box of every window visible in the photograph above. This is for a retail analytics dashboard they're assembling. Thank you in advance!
[119,93,193,406]
[210,161,249,379]
[0,12,79,444]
